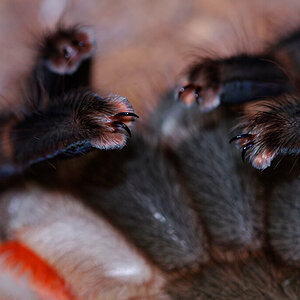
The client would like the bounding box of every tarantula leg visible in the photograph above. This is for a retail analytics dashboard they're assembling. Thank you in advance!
[0,90,138,176]
[177,55,292,111]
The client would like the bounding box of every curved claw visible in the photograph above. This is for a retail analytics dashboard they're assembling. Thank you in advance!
[113,121,132,137]
[114,112,139,119]
[241,142,253,162]
[229,134,253,144]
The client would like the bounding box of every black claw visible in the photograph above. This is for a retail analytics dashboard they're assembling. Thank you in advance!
[115,112,139,119]
[113,121,132,137]
[241,142,253,162]
[229,133,253,144]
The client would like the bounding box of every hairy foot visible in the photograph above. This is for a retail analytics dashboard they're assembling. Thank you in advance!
[40,26,95,74]
[76,92,139,150]
[176,59,222,111]
[230,95,300,169]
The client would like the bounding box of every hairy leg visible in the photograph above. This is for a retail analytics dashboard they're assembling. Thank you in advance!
[177,55,292,111]
[177,29,300,111]
[0,90,137,177]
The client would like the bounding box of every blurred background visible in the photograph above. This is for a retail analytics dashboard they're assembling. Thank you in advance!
[0,0,299,116]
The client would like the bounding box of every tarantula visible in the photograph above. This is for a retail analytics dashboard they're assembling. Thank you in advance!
[0,20,300,300]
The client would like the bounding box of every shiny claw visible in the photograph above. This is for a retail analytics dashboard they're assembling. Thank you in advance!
[113,121,132,137]
[241,142,253,162]
[114,112,139,119]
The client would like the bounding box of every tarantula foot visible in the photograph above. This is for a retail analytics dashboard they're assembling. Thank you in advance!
[176,60,221,111]
[230,96,300,169]
[176,82,221,112]
[42,26,95,75]
[230,132,277,169]
[88,95,139,150]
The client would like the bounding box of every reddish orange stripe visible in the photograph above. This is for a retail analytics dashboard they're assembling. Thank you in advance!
[0,241,78,300]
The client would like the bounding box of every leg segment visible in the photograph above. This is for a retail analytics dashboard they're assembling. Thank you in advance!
[177,55,292,111]
[0,90,137,177]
